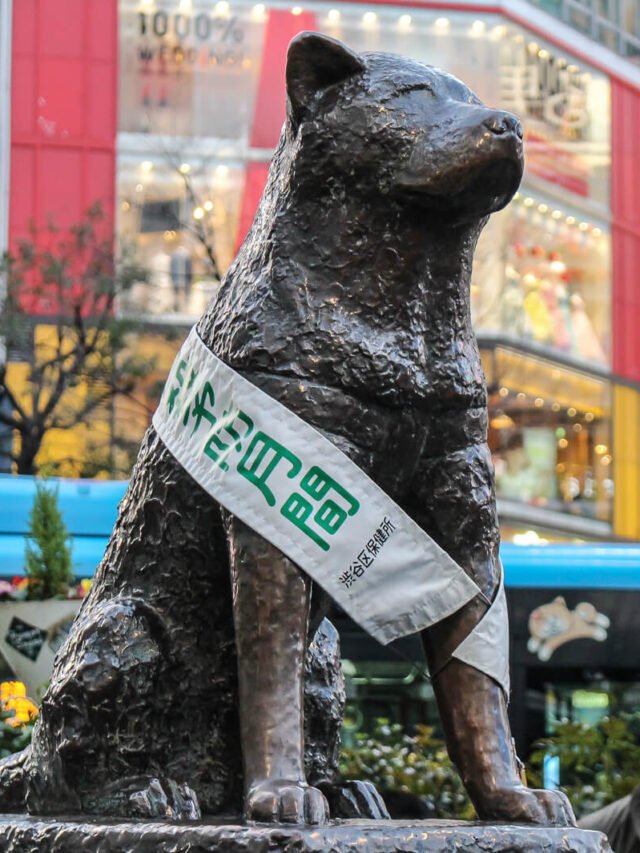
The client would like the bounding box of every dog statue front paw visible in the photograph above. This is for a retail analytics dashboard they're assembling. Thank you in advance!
[476,785,576,827]
[245,778,329,825]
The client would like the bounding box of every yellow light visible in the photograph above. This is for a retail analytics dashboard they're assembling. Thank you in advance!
[434,16,450,32]
[593,227,602,237]
[179,163,191,174]
[573,423,583,432]
[534,397,544,407]
[528,41,539,53]
[566,215,576,225]
[538,203,548,213]
[363,11,378,25]
[491,25,507,39]
[567,407,577,417]
[327,8,340,22]
[252,3,266,18]
[551,402,561,412]
[179,0,192,9]
[135,183,143,192]
[470,20,486,35]
[558,438,568,449]
[585,412,594,422]
[141,160,153,172]
[601,454,612,465]
[215,0,230,14]
[513,33,524,42]
[579,222,589,231]
[398,14,412,28]
[203,200,214,211]
[517,392,526,401]
[568,64,580,73]
[595,444,608,455]
[552,209,562,219]
[193,207,205,220]
[499,386,509,397]
[291,5,303,14]
[538,48,549,59]
[524,197,534,207]
[215,164,230,178]
[121,201,130,211]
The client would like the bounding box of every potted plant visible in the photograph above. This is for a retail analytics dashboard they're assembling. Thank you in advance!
[0,482,89,698]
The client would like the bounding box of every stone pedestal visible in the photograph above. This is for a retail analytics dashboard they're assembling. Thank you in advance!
[0,815,611,852]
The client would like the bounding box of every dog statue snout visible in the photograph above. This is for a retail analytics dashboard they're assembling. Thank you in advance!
[484,111,523,139]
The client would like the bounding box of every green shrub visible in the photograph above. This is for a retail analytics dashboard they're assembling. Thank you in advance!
[0,707,34,760]
[527,714,640,816]
[339,720,474,819]
[24,481,73,600]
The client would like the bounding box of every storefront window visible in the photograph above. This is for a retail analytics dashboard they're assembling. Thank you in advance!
[473,191,610,367]
[499,27,611,206]
[483,347,613,522]
[118,3,611,193]
[545,681,640,732]
[117,2,611,327]
[119,0,265,139]
[117,154,243,319]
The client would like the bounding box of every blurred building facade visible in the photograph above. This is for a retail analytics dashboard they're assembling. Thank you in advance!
[3,0,640,543]
[527,0,640,61]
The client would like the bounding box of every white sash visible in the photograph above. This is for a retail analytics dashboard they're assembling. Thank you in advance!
[153,328,509,692]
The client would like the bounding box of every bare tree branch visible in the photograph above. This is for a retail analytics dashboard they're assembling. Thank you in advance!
[0,205,156,475]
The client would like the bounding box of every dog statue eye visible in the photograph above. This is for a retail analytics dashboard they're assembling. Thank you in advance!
[394,83,435,97]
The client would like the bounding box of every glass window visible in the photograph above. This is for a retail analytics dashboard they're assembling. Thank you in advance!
[545,679,640,733]
[623,37,640,63]
[119,0,266,139]
[568,5,593,32]
[595,0,618,21]
[499,33,611,206]
[117,154,244,320]
[483,348,613,522]
[473,191,610,367]
[597,23,620,50]
[622,0,639,36]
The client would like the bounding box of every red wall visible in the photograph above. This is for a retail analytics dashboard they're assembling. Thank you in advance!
[10,0,118,286]
[611,79,640,384]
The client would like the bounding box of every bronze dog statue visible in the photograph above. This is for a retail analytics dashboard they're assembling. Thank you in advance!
[0,33,575,828]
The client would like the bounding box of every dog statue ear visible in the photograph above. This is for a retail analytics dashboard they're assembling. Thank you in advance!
[286,32,364,127]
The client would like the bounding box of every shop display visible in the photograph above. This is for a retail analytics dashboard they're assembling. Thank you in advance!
[117,0,612,356]
[488,376,613,523]
[117,158,242,318]
[119,1,265,139]
[473,193,610,367]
